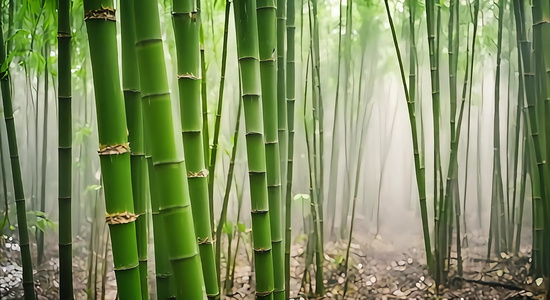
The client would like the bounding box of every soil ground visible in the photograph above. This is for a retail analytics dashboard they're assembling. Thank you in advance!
[0,231,546,299]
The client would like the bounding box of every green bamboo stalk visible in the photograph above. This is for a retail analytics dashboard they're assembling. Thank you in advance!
[306,2,324,294]
[326,0,344,239]
[448,0,458,142]
[426,0,443,280]
[515,137,528,254]
[277,0,288,212]
[147,157,176,300]
[120,1,149,298]
[83,2,142,298]
[512,3,528,253]
[57,0,74,296]
[172,1,220,298]
[197,0,209,160]
[233,0,275,297]
[0,13,36,300]
[208,0,231,233]
[0,117,9,234]
[407,0,418,161]
[131,0,207,297]
[257,0,285,298]
[284,0,296,296]
[441,9,475,281]
[488,0,507,255]
[197,2,214,232]
[468,0,482,230]
[460,0,477,243]
[6,0,14,53]
[223,224,233,294]
[228,172,246,294]
[215,97,242,291]
[537,1,550,168]
[533,0,550,276]
[302,52,318,297]
[310,0,324,219]
[385,0,432,269]
[515,0,548,276]
[510,5,525,253]
[37,41,49,266]
[527,131,544,276]
[504,6,514,248]
[343,53,369,297]
[437,0,459,281]
[339,0,354,240]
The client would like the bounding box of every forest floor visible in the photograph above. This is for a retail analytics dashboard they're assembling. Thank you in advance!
[0,231,547,300]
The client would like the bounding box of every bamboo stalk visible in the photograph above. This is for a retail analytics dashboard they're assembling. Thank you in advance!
[0,12,36,300]
[172,1,220,298]
[215,97,242,291]
[208,0,231,235]
[257,0,285,297]
[132,0,207,297]
[284,0,296,296]
[37,41,49,266]
[385,0,432,270]
[57,0,74,296]
[120,1,149,298]
[83,1,143,297]
[277,0,288,210]
[233,0,275,297]
[326,0,344,239]
[306,1,324,294]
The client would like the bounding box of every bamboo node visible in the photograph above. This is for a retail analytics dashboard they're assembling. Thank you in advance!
[198,237,213,245]
[177,73,200,80]
[188,169,209,178]
[255,290,274,297]
[84,7,116,22]
[98,143,130,155]
[105,211,139,225]
[57,32,71,38]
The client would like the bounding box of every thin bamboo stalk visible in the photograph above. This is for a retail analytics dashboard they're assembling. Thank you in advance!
[385,0,432,269]
[284,0,296,296]
[215,97,242,291]
[306,2,324,294]
[208,0,231,233]
[326,0,344,239]
[277,0,288,209]
[0,13,36,300]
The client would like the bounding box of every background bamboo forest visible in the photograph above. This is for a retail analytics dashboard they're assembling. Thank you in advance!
[1,0,549,299]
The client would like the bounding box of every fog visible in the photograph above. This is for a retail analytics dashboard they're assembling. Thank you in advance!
[0,0,536,298]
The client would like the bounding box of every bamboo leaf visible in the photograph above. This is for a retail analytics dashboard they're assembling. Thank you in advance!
[223,221,233,235]
[237,222,246,233]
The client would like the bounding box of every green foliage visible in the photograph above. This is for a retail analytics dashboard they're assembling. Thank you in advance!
[26,210,55,233]
[223,220,233,236]
[237,222,246,233]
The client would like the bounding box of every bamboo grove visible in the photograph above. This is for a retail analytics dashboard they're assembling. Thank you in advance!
[1,0,550,299]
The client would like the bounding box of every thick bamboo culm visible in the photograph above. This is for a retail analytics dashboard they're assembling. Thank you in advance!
[83,1,142,298]
[132,0,207,298]
[172,0,220,298]
[57,0,74,297]
[233,0,276,297]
